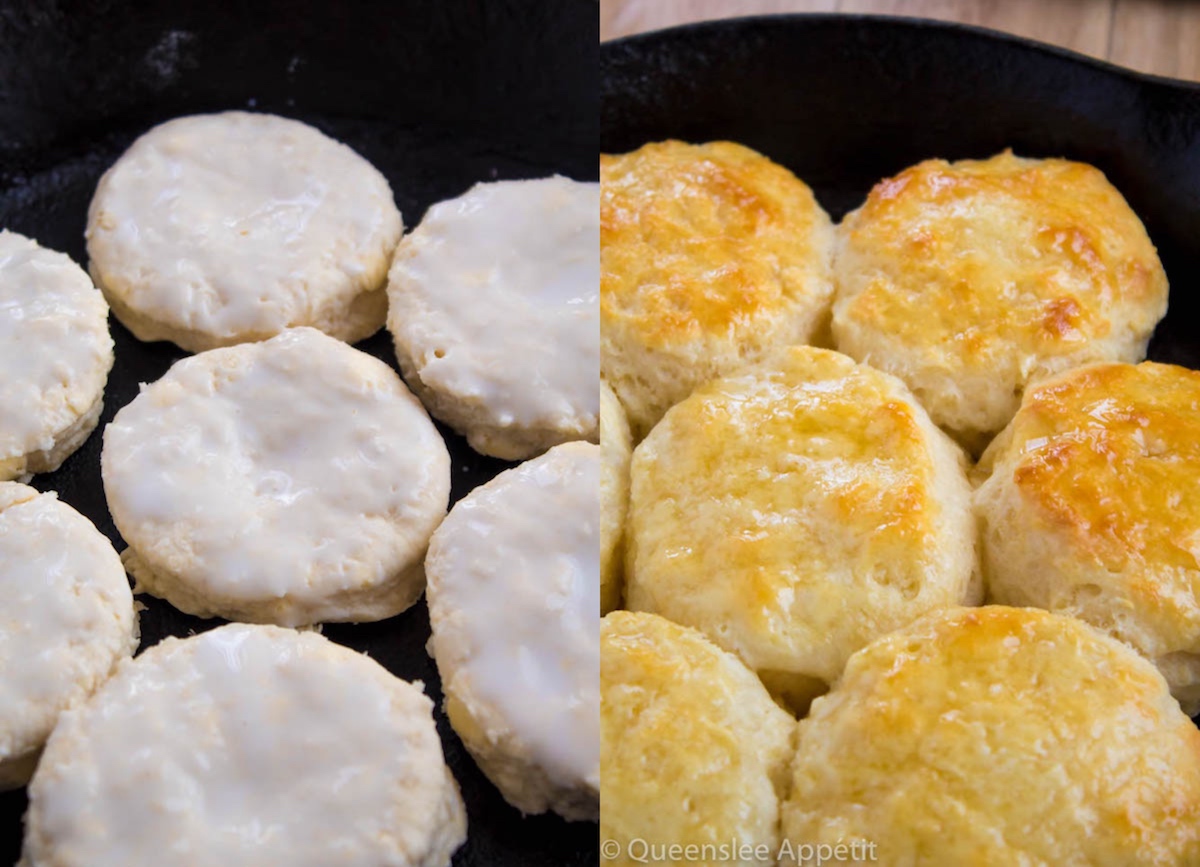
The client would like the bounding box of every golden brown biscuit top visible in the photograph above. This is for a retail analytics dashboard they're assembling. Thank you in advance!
[990,361,1200,573]
[630,347,942,676]
[601,140,828,349]
[601,611,793,857]
[837,150,1167,369]
[786,606,1200,861]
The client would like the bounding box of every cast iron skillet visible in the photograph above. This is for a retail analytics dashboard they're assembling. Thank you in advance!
[0,1,597,864]
[602,14,1200,371]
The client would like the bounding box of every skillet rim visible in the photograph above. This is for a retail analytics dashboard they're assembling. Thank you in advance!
[600,12,1200,95]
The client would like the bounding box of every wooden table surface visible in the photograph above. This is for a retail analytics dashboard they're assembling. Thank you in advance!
[600,0,1200,82]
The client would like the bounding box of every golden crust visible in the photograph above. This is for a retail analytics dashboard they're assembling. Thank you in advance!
[601,611,794,867]
[626,346,978,706]
[601,140,834,437]
[977,361,1200,712]
[833,151,1168,451]
[783,606,1200,865]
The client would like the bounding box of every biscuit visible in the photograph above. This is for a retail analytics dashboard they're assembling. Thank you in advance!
[601,611,795,867]
[87,111,402,352]
[600,379,631,614]
[426,442,599,820]
[832,151,1168,453]
[0,231,113,481]
[626,346,978,711]
[977,361,1200,714]
[20,623,466,867]
[782,606,1200,864]
[0,483,137,790]
[601,140,835,438]
[101,327,450,627]
[387,177,598,460]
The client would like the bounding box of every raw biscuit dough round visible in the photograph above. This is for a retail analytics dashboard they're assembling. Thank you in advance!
[101,327,450,627]
[0,230,113,481]
[976,361,1200,714]
[0,482,137,790]
[601,140,835,439]
[626,346,979,711]
[600,379,631,614]
[601,611,795,867]
[832,150,1169,453]
[387,176,599,460]
[20,623,466,867]
[86,111,402,352]
[426,441,600,820]
[782,606,1200,865]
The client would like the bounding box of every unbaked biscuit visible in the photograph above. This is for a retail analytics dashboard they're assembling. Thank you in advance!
[426,442,599,820]
[976,361,1200,714]
[387,176,598,460]
[782,606,1200,865]
[600,379,631,614]
[833,151,1168,453]
[87,111,402,352]
[601,140,835,438]
[102,327,450,627]
[601,611,795,867]
[20,623,466,867]
[0,231,113,481]
[0,483,136,790]
[626,346,978,711]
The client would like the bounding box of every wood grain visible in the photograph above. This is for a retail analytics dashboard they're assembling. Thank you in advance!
[1112,0,1200,81]
[599,0,1200,82]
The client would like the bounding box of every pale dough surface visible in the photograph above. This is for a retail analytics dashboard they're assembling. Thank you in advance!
[426,442,600,820]
[20,624,466,867]
[102,327,450,627]
[0,231,112,481]
[388,177,599,459]
[87,111,402,351]
[600,379,631,614]
[0,483,137,790]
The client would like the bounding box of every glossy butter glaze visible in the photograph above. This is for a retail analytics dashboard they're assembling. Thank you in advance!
[21,624,466,867]
[426,442,600,819]
[102,327,451,626]
[0,483,136,789]
[87,111,402,350]
[387,177,599,459]
[0,231,112,477]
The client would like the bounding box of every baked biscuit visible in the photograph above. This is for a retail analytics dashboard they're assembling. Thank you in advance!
[20,624,466,867]
[0,483,137,789]
[387,177,598,460]
[626,346,978,711]
[601,140,835,438]
[600,379,631,614]
[782,606,1200,865]
[601,611,795,867]
[426,442,599,820]
[102,327,450,627]
[0,231,113,481]
[977,361,1200,714]
[833,151,1168,453]
[87,111,402,352]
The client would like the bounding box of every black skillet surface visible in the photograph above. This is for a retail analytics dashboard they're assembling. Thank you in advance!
[0,1,598,864]
[602,12,1200,707]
